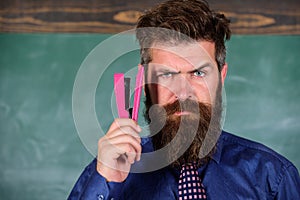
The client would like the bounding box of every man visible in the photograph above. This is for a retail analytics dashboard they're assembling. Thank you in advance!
[69,0,300,199]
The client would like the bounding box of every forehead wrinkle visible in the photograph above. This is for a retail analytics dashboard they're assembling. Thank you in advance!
[150,40,217,63]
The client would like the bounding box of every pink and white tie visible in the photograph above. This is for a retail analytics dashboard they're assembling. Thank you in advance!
[178,163,207,200]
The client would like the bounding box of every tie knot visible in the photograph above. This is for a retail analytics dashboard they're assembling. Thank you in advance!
[180,163,200,179]
[178,163,207,199]
[182,162,197,169]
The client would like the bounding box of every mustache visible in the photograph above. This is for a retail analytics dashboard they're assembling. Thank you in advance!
[158,99,212,119]
[164,99,198,114]
[147,99,212,135]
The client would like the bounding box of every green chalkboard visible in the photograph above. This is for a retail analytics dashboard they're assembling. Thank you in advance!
[0,34,299,200]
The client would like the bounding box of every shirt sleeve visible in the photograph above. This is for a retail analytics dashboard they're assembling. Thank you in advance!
[68,158,125,200]
[275,163,300,199]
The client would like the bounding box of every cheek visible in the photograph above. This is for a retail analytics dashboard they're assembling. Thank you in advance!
[156,85,175,104]
[193,79,218,104]
[193,84,211,103]
[147,83,174,105]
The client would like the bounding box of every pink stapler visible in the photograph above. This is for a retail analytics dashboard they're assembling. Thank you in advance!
[114,66,144,122]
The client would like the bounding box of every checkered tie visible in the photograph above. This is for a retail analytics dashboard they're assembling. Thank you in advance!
[178,163,207,200]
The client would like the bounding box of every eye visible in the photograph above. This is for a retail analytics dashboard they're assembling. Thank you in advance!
[158,72,174,78]
[193,70,205,77]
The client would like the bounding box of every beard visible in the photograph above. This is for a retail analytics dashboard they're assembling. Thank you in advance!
[144,81,223,169]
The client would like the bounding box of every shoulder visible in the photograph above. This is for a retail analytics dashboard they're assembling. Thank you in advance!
[219,131,294,168]
[216,131,300,197]
[217,131,300,188]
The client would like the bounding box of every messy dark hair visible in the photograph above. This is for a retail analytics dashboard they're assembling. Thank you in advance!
[136,0,231,71]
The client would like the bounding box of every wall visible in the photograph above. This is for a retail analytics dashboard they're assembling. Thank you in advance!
[0,33,299,199]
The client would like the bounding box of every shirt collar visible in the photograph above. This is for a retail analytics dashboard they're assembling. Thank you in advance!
[211,130,225,164]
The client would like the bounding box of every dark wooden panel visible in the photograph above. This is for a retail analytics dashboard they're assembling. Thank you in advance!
[0,0,299,34]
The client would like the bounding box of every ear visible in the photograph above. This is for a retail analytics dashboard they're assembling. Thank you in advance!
[220,63,228,85]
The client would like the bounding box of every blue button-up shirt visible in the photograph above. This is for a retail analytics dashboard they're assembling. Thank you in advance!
[68,131,300,199]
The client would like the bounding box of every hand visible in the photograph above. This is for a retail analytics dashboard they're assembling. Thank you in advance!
[96,118,142,182]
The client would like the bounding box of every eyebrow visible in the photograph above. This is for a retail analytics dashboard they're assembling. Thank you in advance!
[152,65,179,74]
[186,63,212,74]
[151,62,213,74]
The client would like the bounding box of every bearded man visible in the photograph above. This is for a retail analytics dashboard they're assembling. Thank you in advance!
[69,0,300,199]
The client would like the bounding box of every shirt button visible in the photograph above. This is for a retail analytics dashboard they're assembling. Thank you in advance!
[97,194,104,200]
[111,198,114,200]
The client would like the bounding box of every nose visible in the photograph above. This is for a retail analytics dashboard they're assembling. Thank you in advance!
[174,75,195,101]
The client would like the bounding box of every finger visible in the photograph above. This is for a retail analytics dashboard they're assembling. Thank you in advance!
[109,118,142,133]
[107,126,141,143]
[113,143,137,164]
[108,134,142,158]
[105,135,141,162]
